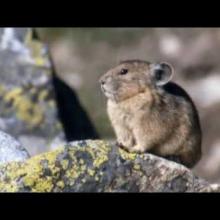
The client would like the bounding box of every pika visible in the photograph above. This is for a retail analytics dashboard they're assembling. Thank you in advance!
[99,60,202,168]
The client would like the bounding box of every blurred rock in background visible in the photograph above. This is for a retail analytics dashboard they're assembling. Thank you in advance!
[0,28,98,156]
[0,130,29,165]
[37,28,220,183]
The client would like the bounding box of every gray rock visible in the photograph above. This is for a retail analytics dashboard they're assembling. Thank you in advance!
[0,28,65,155]
[0,28,98,156]
[0,140,219,192]
[0,131,29,164]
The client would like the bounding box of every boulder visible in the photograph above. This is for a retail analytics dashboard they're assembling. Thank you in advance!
[0,28,98,155]
[0,28,65,155]
[0,139,218,192]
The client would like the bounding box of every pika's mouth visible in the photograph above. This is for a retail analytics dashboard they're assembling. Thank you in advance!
[101,85,117,100]
[101,85,111,95]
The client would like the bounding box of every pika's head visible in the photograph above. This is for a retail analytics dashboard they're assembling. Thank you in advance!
[99,60,173,102]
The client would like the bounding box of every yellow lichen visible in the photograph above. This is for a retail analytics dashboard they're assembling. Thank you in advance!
[0,182,18,192]
[4,88,23,102]
[3,88,44,127]
[80,165,86,172]
[0,140,112,192]
[35,57,46,66]
[133,164,141,170]
[87,169,95,177]
[23,175,35,187]
[85,140,110,168]
[0,147,64,192]
[60,160,69,170]
[19,148,63,192]
[33,177,53,192]
[25,31,50,68]
[93,155,108,168]
[16,97,44,127]
[64,150,86,183]
[38,90,48,101]
[119,148,137,161]
[65,167,80,183]
[57,180,65,189]
[79,159,84,165]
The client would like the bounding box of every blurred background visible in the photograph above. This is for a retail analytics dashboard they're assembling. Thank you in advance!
[33,28,220,183]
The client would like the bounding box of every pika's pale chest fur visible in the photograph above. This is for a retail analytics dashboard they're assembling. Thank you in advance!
[100,60,202,168]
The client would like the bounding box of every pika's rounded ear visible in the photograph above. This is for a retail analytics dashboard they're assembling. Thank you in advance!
[150,62,174,86]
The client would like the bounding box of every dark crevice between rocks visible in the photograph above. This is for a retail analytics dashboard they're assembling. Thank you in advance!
[34,29,99,141]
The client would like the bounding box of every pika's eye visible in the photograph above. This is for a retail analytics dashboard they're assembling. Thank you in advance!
[120,68,128,75]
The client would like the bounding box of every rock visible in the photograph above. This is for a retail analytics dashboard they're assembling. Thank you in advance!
[0,131,29,165]
[0,139,218,192]
[0,28,98,156]
[0,28,65,155]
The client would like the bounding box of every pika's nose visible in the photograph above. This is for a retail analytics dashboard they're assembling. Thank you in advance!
[100,79,105,85]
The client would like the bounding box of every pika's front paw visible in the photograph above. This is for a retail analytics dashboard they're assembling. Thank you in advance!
[129,145,146,154]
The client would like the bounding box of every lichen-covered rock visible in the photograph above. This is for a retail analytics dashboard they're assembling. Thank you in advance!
[0,139,219,192]
[0,131,29,165]
[0,28,65,155]
[0,28,98,156]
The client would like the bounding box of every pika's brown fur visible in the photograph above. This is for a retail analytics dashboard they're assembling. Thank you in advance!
[99,60,202,168]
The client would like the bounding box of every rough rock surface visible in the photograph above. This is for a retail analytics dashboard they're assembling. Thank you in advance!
[0,131,29,165]
[0,28,65,155]
[0,28,98,155]
[0,139,219,192]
